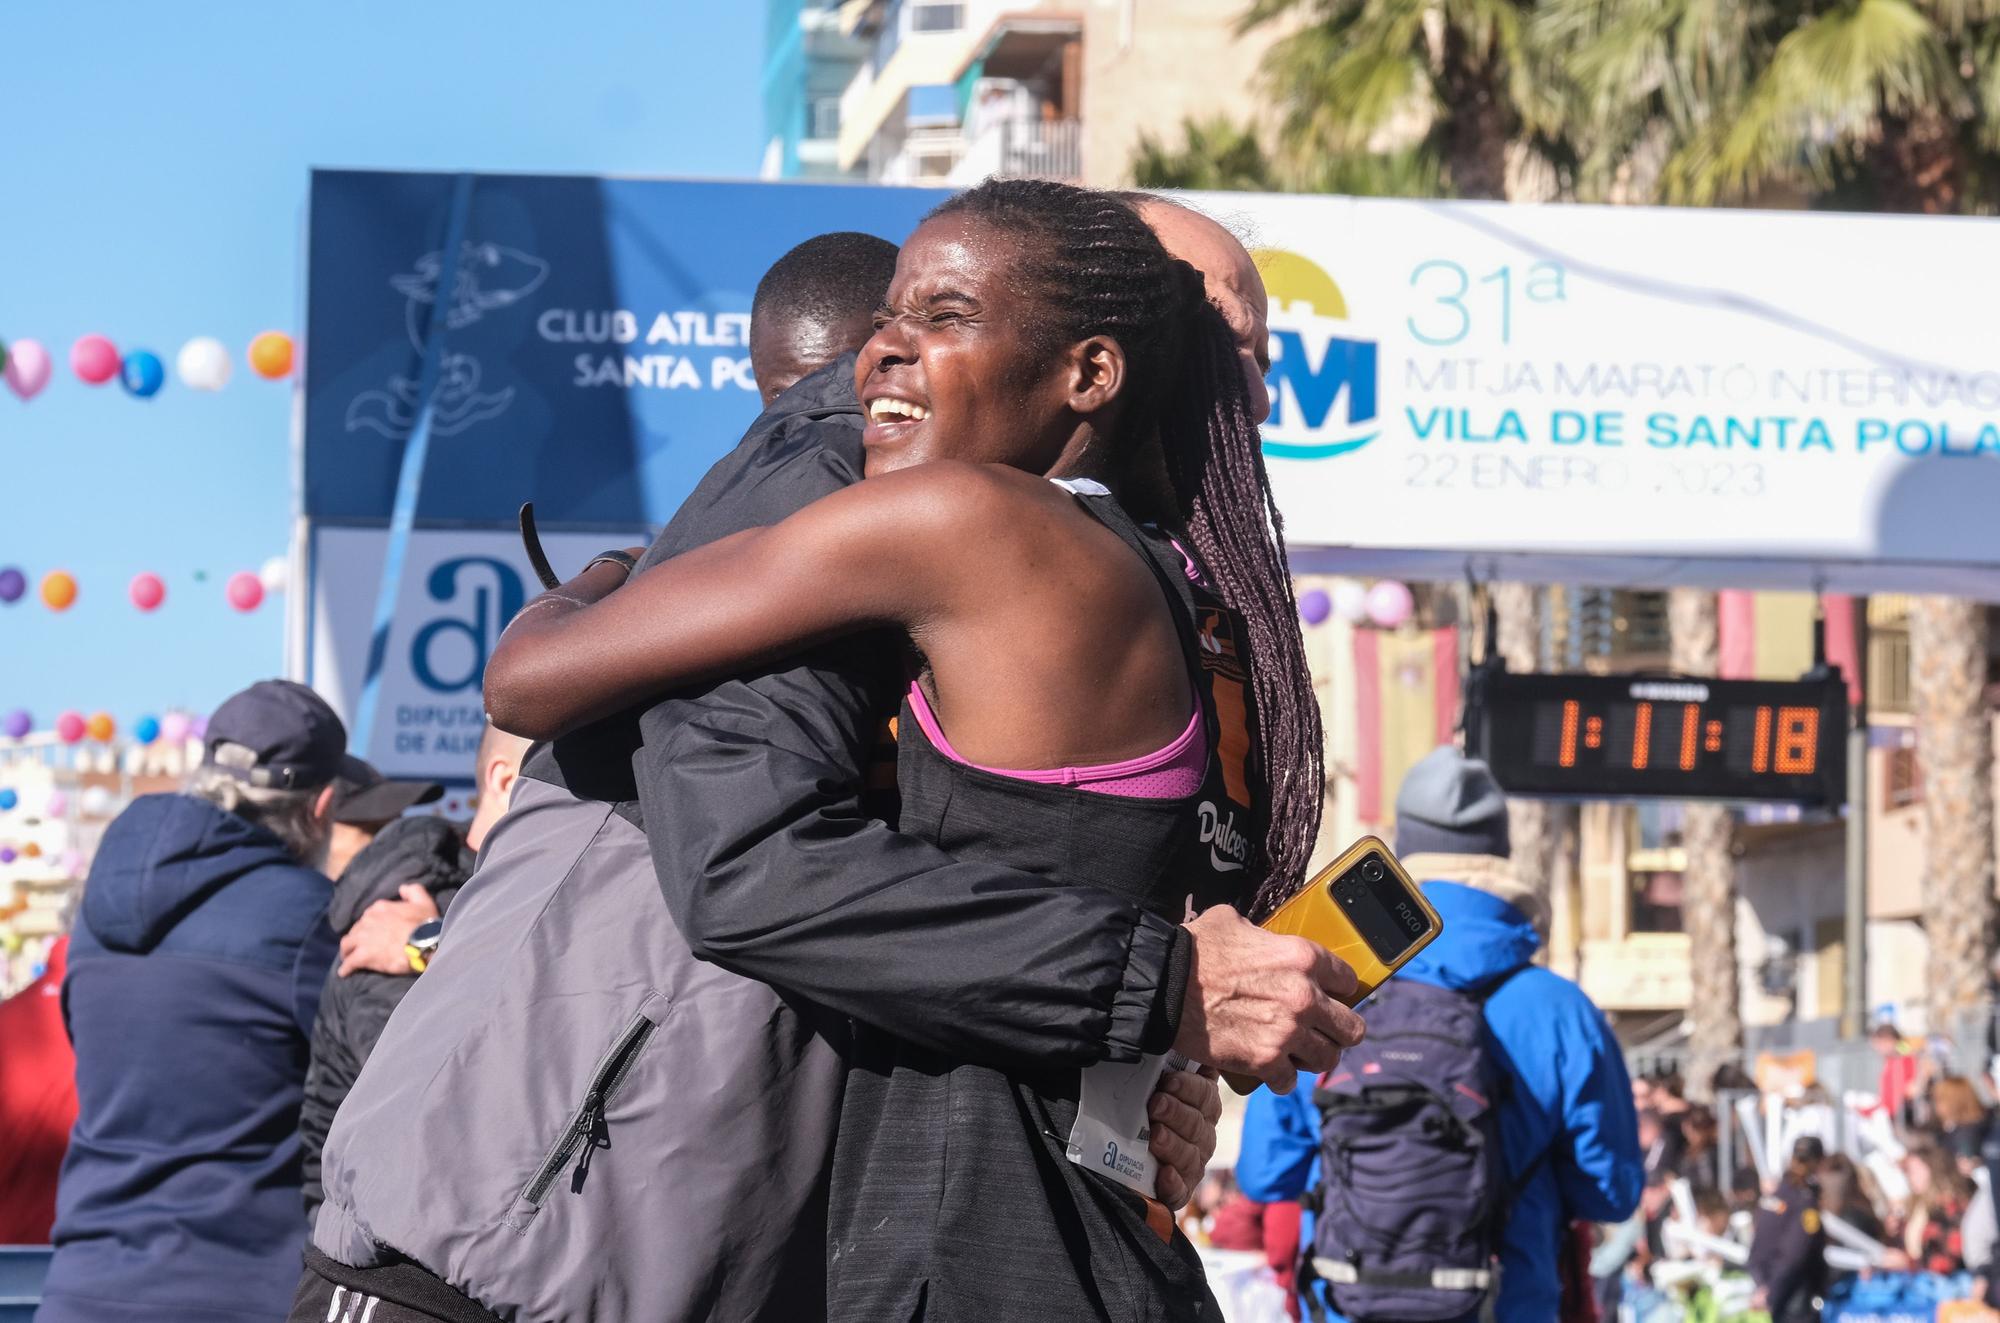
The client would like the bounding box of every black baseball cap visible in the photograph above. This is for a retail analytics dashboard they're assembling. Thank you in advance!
[331,758,444,824]
[203,679,369,792]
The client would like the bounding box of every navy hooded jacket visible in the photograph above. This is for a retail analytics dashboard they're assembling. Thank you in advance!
[1236,878,1644,1323]
[41,793,336,1323]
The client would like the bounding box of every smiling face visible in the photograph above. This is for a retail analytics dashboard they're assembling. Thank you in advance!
[854,213,1083,478]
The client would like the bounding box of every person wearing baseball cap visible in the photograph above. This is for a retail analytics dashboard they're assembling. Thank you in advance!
[326,759,444,881]
[41,679,352,1323]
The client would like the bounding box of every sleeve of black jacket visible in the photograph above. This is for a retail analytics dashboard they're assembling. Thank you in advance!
[622,378,1188,1069]
[299,818,474,1220]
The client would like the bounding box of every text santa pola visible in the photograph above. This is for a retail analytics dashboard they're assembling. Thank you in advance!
[540,307,759,393]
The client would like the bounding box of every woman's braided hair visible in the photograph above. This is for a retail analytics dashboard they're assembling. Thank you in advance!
[928,179,1324,911]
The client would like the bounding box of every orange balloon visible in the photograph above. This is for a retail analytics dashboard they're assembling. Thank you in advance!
[21,842,40,859]
[248,331,294,380]
[40,571,77,611]
[87,712,115,743]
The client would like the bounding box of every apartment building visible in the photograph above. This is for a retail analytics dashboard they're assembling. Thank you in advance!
[761,0,1289,188]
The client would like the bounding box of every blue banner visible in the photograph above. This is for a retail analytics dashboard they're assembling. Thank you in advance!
[304,170,942,530]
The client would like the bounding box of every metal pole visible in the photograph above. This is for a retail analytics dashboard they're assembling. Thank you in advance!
[1842,599,1871,1040]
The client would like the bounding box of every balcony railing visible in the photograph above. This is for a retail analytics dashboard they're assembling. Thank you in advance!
[949,117,1081,184]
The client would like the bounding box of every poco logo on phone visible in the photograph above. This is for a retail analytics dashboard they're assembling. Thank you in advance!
[1257,249,1379,460]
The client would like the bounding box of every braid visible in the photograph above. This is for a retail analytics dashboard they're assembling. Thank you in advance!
[1165,300,1325,914]
[930,180,1325,910]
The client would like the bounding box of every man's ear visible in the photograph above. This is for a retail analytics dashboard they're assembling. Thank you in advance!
[1064,335,1126,417]
[314,783,337,821]
[485,755,514,799]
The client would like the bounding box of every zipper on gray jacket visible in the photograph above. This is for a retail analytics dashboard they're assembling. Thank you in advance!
[519,1010,660,1206]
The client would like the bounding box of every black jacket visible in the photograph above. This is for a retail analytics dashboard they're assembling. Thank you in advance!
[300,816,473,1220]
[524,355,1189,1068]
[1750,1175,1827,1320]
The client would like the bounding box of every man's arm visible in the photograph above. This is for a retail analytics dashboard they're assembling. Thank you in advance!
[1234,1075,1320,1203]
[1553,997,1646,1223]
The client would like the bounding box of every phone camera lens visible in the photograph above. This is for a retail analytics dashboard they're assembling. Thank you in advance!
[1362,859,1385,882]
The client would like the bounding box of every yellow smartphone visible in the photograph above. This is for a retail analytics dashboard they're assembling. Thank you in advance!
[1260,835,1442,1005]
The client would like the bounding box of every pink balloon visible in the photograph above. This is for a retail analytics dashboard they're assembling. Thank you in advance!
[159,711,192,744]
[129,572,167,612]
[55,711,86,744]
[60,849,86,877]
[43,790,68,818]
[1364,580,1416,630]
[71,335,121,385]
[4,338,53,401]
[225,571,265,612]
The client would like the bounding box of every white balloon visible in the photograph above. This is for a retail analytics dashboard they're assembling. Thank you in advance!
[176,337,233,391]
[81,785,116,818]
[1331,580,1370,624]
[259,556,289,593]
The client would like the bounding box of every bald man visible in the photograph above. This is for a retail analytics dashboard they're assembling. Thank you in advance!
[1133,194,1273,424]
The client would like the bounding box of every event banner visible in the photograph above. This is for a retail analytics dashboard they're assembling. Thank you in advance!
[307,527,648,778]
[1204,191,2000,595]
[304,170,942,529]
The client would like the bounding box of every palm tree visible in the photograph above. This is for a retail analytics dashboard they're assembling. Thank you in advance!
[1542,0,2000,211]
[1131,115,1447,197]
[1553,0,2000,1039]
[1132,117,1282,193]
[1239,0,1570,200]
[1909,598,1997,1031]
[1668,588,1743,1100]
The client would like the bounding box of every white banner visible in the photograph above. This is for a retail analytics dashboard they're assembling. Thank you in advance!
[1191,192,2000,597]
[304,526,646,781]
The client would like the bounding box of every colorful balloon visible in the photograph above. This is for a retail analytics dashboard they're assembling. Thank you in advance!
[0,789,16,811]
[1364,580,1416,630]
[120,349,166,398]
[135,715,162,744]
[86,712,116,743]
[71,334,120,385]
[189,714,209,741]
[3,338,52,401]
[129,572,167,612]
[0,338,6,374]
[80,786,115,818]
[1297,588,1332,627]
[259,555,289,593]
[2,710,30,739]
[176,336,233,391]
[44,791,67,818]
[0,569,22,604]
[1331,580,1370,624]
[0,848,15,865]
[60,849,85,876]
[226,571,265,612]
[159,711,193,745]
[55,711,85,744]
[248,331,294,380]
[40,571,77,611]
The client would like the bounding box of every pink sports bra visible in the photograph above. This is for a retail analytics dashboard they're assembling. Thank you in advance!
[905,681,1207,799]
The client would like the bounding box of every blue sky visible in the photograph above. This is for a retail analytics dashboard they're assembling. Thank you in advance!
[0,2,765,731]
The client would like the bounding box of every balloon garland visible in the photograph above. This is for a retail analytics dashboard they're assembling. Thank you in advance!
[0,332,292,401]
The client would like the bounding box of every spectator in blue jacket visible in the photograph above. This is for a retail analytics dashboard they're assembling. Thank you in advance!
[40,680,351,1323]
[1236,745,1645,1322]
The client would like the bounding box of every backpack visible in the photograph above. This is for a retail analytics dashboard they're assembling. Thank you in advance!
[1303,974,1527,1323]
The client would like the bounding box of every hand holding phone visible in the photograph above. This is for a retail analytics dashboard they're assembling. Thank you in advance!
[1260,836,1441,1004]
[1218,837,1441,1094]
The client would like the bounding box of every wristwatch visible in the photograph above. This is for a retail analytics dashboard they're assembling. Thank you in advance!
[405,918,444,974]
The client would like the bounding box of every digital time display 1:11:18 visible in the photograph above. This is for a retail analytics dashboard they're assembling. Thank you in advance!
[1466,670,1848,807]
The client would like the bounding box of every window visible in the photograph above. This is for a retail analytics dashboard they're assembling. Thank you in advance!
[905,83,959,128]
[909,2,964,32]
[809,95,841,140]
[1886,743,1923,808]
[1629,869,1684,934]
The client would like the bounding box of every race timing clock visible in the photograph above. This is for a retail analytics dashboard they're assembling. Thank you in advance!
[1464,666,1848,807]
